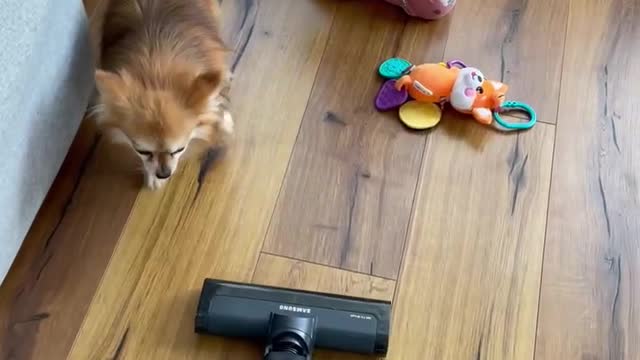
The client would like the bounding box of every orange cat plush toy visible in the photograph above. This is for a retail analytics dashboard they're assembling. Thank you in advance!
[376,58,536,131]
[394,64,508,125]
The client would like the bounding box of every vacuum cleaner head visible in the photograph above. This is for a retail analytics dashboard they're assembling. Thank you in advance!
[195,279,391,359]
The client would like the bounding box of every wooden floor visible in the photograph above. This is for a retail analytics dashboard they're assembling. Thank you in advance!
[1,0,639,359]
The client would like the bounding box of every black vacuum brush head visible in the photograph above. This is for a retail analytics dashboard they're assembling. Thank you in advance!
[195,279,391,358]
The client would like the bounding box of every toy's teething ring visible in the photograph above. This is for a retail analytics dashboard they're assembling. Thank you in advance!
[493,101,537,131]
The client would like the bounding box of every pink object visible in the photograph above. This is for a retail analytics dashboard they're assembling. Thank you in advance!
[384,0,456,20]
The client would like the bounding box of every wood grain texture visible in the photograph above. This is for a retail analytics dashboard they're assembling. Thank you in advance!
[390,120,554,359]
[536,1,640,358]
[443,0,568,124]
[0,124,141,360]
[263,0,451,280]
[0,120,97,360]
[388,0,561,357]
[83,0,103,16]
[68,1,336,359]
[253,254,395,302]
[217,0,259,71]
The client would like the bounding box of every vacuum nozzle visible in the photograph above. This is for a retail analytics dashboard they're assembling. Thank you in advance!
[195,279,391,359]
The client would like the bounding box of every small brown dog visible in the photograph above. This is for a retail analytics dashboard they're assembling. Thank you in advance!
[91,0,232,189]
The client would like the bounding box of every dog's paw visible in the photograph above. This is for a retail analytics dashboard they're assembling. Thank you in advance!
[220,110,234,134]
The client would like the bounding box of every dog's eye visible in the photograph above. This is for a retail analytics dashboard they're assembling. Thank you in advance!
[135,149,153,157]
[477,76,483,83]
[170,147,186,156]
[476,86,484,94]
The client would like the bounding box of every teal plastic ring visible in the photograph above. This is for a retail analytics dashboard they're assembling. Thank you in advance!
[493,101,537,131]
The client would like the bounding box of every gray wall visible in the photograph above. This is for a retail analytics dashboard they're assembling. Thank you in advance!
[0,0,95,282]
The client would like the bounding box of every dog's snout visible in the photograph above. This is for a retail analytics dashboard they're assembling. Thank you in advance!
[156,166,172,179]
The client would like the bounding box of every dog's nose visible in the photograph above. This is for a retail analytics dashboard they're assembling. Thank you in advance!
[156,166,172,179]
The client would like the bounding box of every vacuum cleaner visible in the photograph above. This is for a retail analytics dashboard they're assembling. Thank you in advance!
[195,279,392,359]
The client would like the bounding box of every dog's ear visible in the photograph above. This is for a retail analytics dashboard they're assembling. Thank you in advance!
[187,71,222,108]
[95,70,127,104]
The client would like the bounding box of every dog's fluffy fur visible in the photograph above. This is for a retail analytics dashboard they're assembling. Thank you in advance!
[91,0,232,189]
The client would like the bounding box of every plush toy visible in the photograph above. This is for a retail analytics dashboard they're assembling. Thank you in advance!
[375,58,537,131]
[384,0,456,20]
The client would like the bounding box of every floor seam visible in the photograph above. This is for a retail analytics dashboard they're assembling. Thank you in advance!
[249,3,338,281]
[531,1,571,358]
[259,251,397,282]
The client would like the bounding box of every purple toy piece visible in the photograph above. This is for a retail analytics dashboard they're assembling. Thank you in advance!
[375,79,409,111]
[446,59,467,69]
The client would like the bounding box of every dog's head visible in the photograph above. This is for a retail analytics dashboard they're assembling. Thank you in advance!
[93,69,228,184]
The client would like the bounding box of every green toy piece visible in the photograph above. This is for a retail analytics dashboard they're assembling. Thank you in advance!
[378,58,412,79]
[492,101,537,131]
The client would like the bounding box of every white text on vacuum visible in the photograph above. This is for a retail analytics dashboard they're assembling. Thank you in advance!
[279,305,311,314]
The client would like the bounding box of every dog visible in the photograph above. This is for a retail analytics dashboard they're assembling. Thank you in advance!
[90,0,232,190]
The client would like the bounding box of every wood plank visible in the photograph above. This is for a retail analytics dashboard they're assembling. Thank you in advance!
[252,254,394,360]
[536,1,640,358]
[0,120,97,359]
[67,1,336,359]
[0,124,141,360]
[253,254,395,302]
[262,0,452,279]
[442,0,568,124]
[389,121,555,359]
[388,0,563,357]
[83,0,103,17]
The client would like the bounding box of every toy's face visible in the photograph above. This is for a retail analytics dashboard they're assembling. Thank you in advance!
[474,80,509,109]
[460,68,485,93]
[450,67,485,111]
[471,81,510,125]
